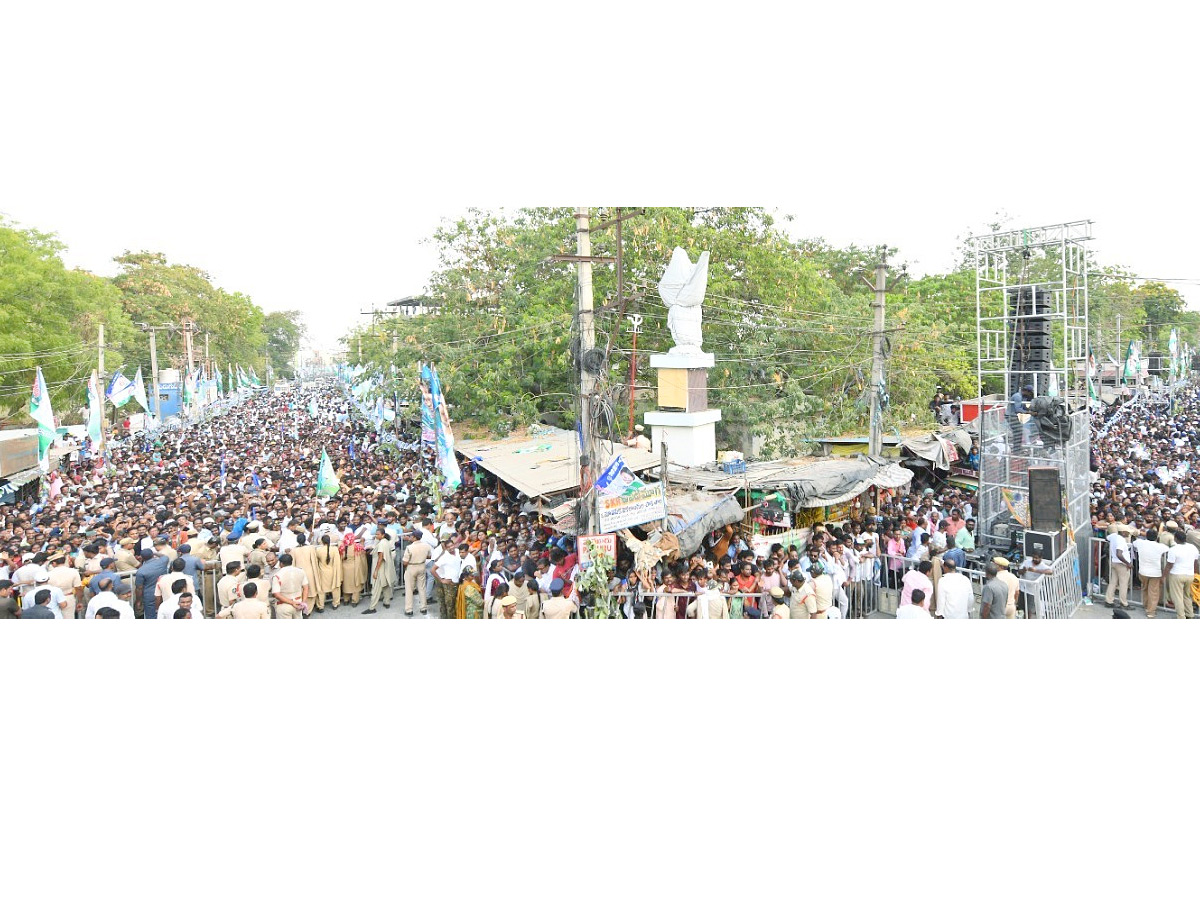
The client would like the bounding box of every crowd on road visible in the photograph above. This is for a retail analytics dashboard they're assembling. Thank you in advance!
[1085,383,1200,618]
[2,377,1198,622]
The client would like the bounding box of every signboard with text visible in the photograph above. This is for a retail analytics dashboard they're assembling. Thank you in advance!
[577,534,617,565]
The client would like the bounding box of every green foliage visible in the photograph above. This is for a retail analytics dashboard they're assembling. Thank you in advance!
[263,311,306,379]
[111,251,268,375]
[0,221,135,423]
[0,219,289,427]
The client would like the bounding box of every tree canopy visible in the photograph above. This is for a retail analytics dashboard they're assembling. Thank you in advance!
[0,219,289,425]
[345,206,1200,453]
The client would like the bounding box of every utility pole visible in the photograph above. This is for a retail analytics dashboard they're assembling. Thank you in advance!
[97,323,107,427]
[1116,313,1122,383]
[97,323,108,449]
[138,323,176,423]
[865,250,889,458]
[148,330,161,421]
[576,206,599,531]
[546,210,620,532]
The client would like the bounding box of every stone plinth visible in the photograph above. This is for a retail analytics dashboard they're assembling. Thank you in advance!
[645,409,722,467]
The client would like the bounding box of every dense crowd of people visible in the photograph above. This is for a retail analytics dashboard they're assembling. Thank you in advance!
[1085,383,1200,617]
[1,377,1198,621]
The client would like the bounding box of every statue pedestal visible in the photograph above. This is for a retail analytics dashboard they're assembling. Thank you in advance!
[647,349,721,468]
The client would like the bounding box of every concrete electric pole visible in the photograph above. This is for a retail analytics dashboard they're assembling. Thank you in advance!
[866,249,890,458]
[576,206,599,529]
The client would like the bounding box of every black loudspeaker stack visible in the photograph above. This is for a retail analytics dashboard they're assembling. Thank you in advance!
[1008,287,1053,394]
[1027,466,1065,532]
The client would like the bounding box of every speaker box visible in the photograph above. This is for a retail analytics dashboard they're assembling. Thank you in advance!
[1027,467,1064,532]
[1024,528,1065,559]
[1020,333,1054,350]
[1021,348,1053,365]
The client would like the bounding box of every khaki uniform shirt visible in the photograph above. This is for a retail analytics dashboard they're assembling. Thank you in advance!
[217,598,272,619]
[271,566,309,607]
[239,577,272,605]
[402,540,431,567]
[217,573,246,610]
[997,570,1020,619]
[114,549,140,573]
[47,566,81,597]
[541,595,576,619]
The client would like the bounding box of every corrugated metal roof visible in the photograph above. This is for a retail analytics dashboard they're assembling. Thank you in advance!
[457,426,660,499]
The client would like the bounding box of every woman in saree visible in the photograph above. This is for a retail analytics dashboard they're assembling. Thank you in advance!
[314,533,344,610]
[456,568,484,620]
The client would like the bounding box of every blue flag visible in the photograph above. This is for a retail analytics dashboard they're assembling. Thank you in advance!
[220,453,227,491]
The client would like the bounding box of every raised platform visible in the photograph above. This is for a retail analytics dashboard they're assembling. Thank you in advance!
[649,350,715,370]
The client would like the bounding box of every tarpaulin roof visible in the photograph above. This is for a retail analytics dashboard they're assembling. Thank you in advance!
[900,427,974,470]
[457,426,659,499]
[666,456,912,509]
[547,488,742,557]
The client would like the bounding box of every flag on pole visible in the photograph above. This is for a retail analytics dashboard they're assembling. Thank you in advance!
[1121,340,1137,383]
[1169,329,1179,379]
[106,371,135,408]
[220,452,227,491]
[132,367,150,412]
[183,368,195,406]
[28,367,56,473]
[316,449,340,497]
[1047,372,1059,397]
[87,370,104,445]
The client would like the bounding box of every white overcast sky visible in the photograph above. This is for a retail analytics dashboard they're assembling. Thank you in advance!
[3,2,1197,357]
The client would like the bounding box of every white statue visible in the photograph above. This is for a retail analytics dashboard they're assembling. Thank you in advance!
[658,247,709,353]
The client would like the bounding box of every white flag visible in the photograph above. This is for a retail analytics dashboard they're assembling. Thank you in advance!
[28,367,56,472]
[132,367,150,411]
[107,371,135,408]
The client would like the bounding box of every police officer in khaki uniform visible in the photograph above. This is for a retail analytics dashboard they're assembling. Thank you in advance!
[364,528,396,614]
[271,552,309,620]
[114,537,141,573]
[769,586,790,619]
[216,560,245,611]
[216,580,272,619]
[401,527,431,617]
[541,578,577,619]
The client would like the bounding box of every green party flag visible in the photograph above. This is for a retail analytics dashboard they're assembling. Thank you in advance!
[29,367,57,472]
[316,449,340,497]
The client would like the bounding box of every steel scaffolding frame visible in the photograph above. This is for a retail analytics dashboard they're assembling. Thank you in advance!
[972,221,1094,618]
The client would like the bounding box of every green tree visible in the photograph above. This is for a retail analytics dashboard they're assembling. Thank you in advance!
[263,310,306,379]
[111,251,268,377]
[0,221,135,424]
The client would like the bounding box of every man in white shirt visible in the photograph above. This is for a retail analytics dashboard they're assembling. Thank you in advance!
[896,588,932,619]
[1165,529,1200,620]
[1133,528,1168,618]
[86,578,136,620]
[11,552,50,601]
[432,538,462,620]
[936,559,973,619]
[1104,524,1133,609]
[21,573,68,619]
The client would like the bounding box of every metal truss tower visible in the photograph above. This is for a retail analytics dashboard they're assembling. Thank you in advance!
[972,220,1093,618]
